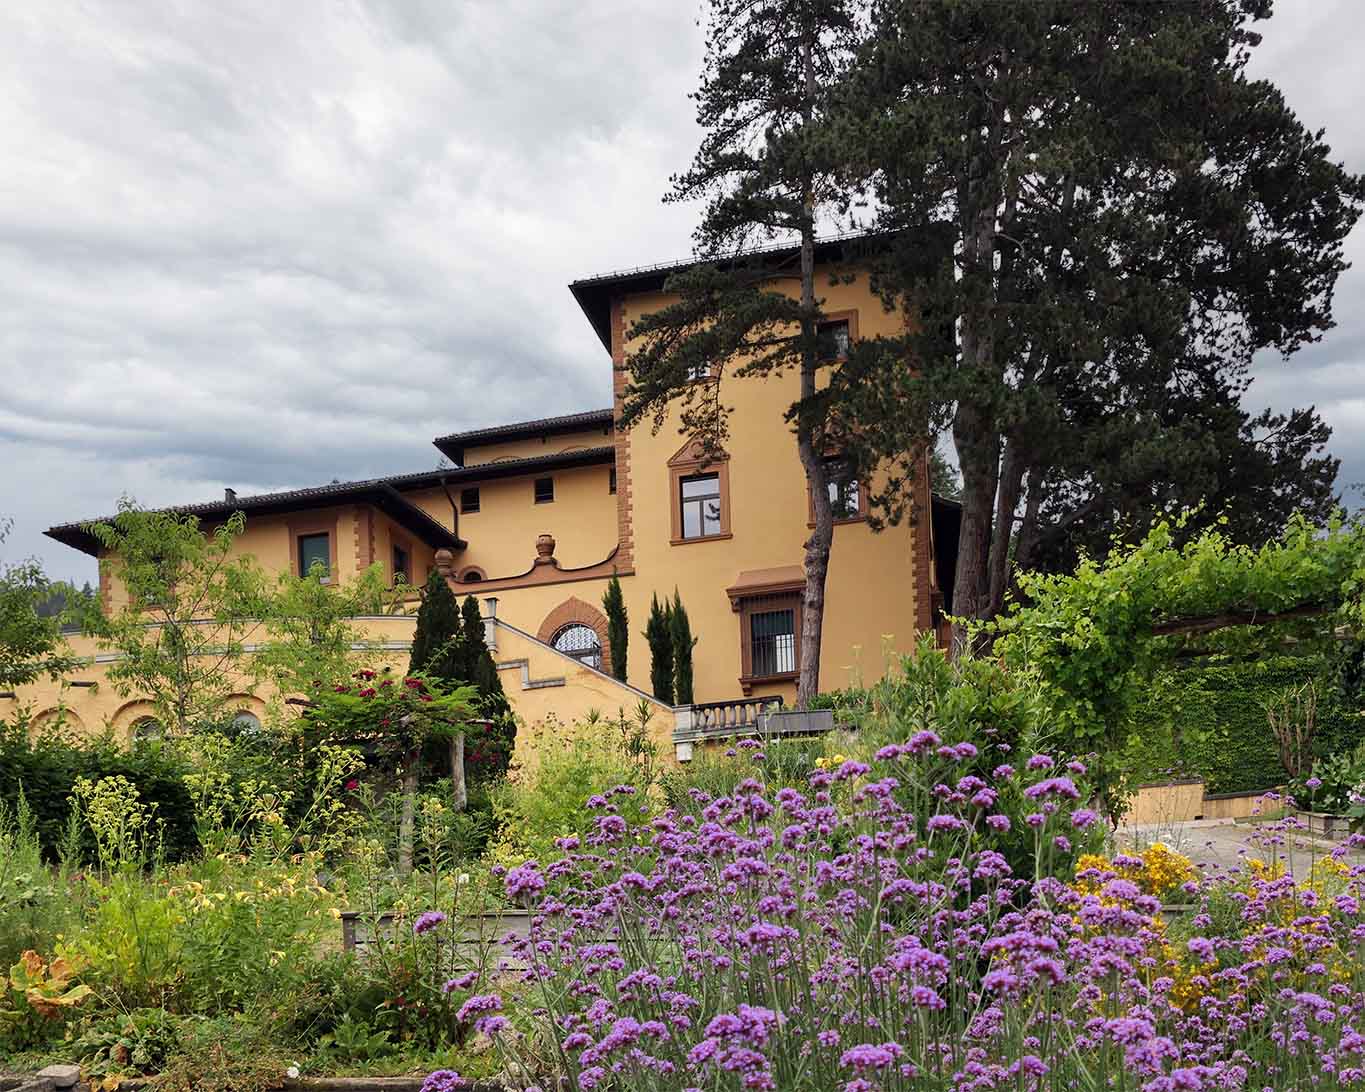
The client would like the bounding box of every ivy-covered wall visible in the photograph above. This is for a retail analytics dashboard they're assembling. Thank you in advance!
[1131,655,1365,794]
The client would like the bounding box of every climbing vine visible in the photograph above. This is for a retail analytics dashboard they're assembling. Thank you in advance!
[990,512,1365,818]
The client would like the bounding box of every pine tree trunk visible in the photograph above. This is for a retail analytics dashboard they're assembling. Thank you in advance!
[795,29,831,710]
[987,440,1026,618]
[448,733,467,813]
[949,105,1002,658]
[397,746,419,876]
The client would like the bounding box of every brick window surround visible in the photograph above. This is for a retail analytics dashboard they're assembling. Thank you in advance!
[537,597,613,670]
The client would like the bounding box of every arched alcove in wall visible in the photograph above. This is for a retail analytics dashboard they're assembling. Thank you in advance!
[537,597,612,671]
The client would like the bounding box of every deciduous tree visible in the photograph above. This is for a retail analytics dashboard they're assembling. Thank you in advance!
[0,518,84,690]
[80,503,268,733]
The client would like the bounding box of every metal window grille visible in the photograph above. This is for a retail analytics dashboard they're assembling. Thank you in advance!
[551,623,602,669]
[680,473,722,538]
[750,608,796,676]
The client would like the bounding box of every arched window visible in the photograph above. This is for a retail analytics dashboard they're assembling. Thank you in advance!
[232,710,263,735]
[551,623,602,670]
[132,717,164,744]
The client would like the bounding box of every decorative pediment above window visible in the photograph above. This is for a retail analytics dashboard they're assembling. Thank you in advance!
[667,436,728,470]
[668,438,732,545]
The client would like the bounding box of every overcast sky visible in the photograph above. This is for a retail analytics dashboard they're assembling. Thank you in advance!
[1,0,1361,586]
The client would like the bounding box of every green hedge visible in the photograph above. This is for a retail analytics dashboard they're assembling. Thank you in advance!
[1130,655,1365,794]
[0,723,199,864]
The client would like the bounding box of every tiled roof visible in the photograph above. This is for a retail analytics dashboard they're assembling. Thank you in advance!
[568,230,896,351]
[46,446,617,558]
[433,408,613,461]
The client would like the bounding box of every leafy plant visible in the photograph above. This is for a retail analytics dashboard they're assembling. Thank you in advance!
[319,1013,394,1062]
[1,950,93,1050]
[78,503,270,734]
[73,1007,184,1081]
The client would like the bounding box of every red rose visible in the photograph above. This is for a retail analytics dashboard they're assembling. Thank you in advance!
[334,685,348,693]
[345,778,359,791]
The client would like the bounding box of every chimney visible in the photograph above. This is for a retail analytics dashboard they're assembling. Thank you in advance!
[224,488,237,503]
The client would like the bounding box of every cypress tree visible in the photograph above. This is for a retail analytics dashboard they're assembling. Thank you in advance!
[409,568,462,681]
[669,589,696,705]
[461,595,509,712]
[461,594,514,778]
[644,593,674,705]
[602,573,629,682]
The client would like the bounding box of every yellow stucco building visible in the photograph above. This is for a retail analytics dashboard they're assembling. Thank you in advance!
[16,238,948,762]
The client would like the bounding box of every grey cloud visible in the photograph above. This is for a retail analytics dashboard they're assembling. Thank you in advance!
[1,0,1360,589]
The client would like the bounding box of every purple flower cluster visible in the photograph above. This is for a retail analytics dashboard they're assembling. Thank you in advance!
[413,909,447,935]
[446,742,1365,1092]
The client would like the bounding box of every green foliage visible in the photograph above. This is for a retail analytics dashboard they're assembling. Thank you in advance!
[306,672,477,755]
[73,1006,183,1077]
[841,0,1363,630]
[993,513,1365,817]
[1126,655,1365,797]
[602,574,629,682]
[79,502,270,733]
[669,590,696,705]
[644,594,674,704]
[0,791,83,968]
[254,562,391,697]
[489,709,658,867]
[836,634,1048,763]
[0,720,198,866]
[409,570,463,682]
[0,517,86,689]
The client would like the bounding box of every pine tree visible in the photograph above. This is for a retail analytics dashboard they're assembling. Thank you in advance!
[838,0,1363,652]
[408,568,462,681]
[644,594,674,705]
[619,0,859,707]
[602,574,629,682]
[669,590,696,705]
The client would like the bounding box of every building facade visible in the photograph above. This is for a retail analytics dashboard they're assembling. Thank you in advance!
[17,238,946,754]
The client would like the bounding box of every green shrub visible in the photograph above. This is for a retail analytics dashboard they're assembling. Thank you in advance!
[488,711,656,867]
[1129,654,1365,793]
[0,791,85,967]
[0,720,198,865]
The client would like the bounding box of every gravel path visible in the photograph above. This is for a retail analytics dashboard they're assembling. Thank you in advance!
[1115,817,1365,878]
